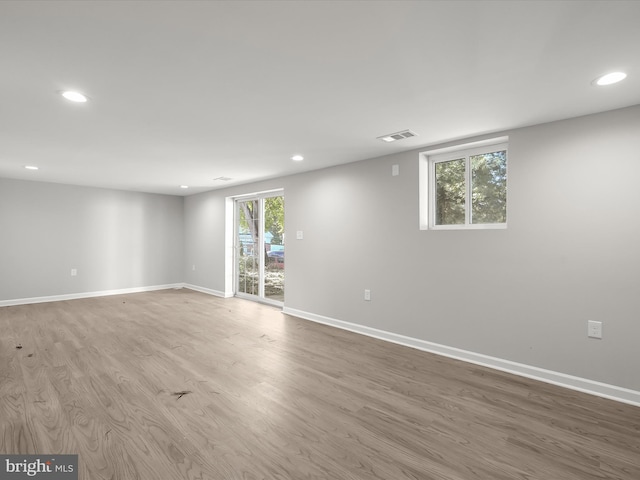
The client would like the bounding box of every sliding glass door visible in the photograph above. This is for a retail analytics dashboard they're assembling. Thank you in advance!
[235,192,284,305]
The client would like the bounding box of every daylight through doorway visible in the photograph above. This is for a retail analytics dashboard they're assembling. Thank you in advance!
[235,192,284,305]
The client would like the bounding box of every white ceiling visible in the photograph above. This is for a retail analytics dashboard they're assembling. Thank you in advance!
[1,0,639,196]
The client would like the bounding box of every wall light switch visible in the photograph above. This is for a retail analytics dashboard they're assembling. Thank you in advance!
[71,269,77,276]
[296,231,304,240]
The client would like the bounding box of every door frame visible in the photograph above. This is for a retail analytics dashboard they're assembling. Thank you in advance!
[232,189,284,306]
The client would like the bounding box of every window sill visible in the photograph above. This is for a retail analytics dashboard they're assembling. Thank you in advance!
[420,223,507,231]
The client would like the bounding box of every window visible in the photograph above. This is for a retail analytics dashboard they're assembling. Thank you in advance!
[420,138,508,230]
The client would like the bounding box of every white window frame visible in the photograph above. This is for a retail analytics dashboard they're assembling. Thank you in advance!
[419,137,508,230]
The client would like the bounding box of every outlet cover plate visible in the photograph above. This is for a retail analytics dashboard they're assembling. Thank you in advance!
[588,320,602,339]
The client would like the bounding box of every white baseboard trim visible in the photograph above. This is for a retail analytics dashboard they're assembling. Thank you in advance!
[0,283,235,307]
[183,284,233,298]
[282,307,640,408]
[0,284,184,307]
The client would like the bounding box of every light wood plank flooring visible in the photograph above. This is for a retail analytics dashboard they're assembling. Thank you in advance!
[1,289,638,479]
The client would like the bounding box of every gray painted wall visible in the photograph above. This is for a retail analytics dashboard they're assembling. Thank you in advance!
[183,190,226,290]
[184,105,640,391]
[0,179,184,300]
[2,106,638,392]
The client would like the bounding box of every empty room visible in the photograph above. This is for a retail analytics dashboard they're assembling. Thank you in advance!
[1,1,639,479]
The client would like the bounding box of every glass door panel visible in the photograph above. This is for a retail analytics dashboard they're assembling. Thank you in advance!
[264,196,284,302]
[237,199,261,297]
[235,193,284,305]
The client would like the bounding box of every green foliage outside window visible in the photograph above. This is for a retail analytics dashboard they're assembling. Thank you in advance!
[435,150,506,225]
[471,151,507,224]
[264,196,284,245]
[435,158,465,225]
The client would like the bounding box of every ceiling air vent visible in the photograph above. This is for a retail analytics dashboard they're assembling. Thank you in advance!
[377,129,418,143]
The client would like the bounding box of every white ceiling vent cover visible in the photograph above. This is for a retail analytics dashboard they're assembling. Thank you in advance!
[377,130,418,143]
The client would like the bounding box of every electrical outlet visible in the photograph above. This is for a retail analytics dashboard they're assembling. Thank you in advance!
[364,289,371,301]
[296,231,304,240]
[392,164,399,176]
[588,320,602,339]
[192,265,196,271]
[70,269,77,277]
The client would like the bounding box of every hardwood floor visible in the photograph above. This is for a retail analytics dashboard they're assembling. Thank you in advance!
[1,289,638,479]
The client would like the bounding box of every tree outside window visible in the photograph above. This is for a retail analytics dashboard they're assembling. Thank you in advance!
[426,141,507,229]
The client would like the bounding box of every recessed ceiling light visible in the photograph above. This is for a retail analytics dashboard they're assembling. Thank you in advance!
[180,185,189,189]
[593,72,627,86]
[61,91,89,102]
[24,165,39,170]
[291,155,304,161]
